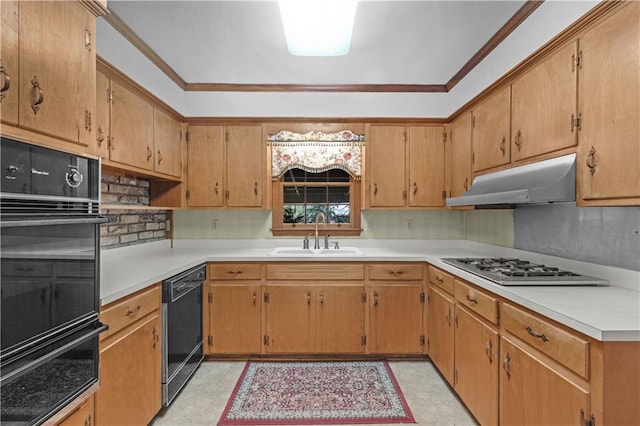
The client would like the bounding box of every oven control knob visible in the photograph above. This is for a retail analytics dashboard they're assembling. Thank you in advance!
[66,169,84,188]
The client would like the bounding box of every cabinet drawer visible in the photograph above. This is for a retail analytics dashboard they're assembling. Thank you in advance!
[428,265,454,295]
[454,279,498,325]
[100,285,161,340]
[266,263,364,281]
[209,263,262,280]
[502,302,589,379]
[369,263,423,281]
[2,260,52,276]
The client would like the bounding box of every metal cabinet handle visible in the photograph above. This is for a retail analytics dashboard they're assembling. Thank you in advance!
[503,353,511,379]
[146,146,152,161]
[97,126,105,146]
[85,413,92,426]
[254,182,258,195]
[214,182,219,194]
[412,182,418,195]
[84,28,92,51]
[31,76,44,114]
[514,130,522,151]
[465,294,478,305]
[152,326,159,349]
[320,293,324,305]
[463,177,469,191]
[253,292,257,305]
[0,62,10,102]
[307,292,311,305]
[500,136,506,154]
[373,183,378,195]
[446,307,452,326]
[373,292,379,307]
[586,146,596,176]
[157,150,163,165]
[486,339,494,364]
[525,326,549,342]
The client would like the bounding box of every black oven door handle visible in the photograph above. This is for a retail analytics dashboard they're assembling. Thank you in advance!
[0,217,109,228]
[0,322,108,386]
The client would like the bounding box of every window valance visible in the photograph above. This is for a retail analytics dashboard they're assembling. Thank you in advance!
[268,130,365,180]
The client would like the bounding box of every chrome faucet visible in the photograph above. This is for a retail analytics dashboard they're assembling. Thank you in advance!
[314,212,326,249]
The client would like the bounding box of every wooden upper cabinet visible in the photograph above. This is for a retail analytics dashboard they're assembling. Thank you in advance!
[511,42,578,163]
[18,1,95,146]
[186,125,225,207]
[448,112,472,198]
[472,86,511,172]
[0,1,19,126]
[109,80,154,170]
[367,125,407,207]
[92,70,110,159]
[408,126,446,207]
[153,109,182,178]
[225,125,264,207]
[577,1,640,206]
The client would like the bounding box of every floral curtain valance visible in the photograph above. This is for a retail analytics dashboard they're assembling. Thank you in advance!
[268,130,365,180]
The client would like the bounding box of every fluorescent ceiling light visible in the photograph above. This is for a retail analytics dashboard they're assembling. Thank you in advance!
[278,0,358,57]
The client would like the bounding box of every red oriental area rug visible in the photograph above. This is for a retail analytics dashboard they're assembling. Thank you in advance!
[217,361,415,425]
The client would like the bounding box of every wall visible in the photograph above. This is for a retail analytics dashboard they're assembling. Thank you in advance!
[100,175,170,249]
[172,208,514,247]
[514,203,640,271]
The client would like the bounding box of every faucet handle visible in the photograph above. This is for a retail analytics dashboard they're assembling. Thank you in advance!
[303,235,310,249]
[334,241,340,250]
[324,234,330,250]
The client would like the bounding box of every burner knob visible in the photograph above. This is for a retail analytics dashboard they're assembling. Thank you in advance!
[7,165,19,173]
[66,169,83,188]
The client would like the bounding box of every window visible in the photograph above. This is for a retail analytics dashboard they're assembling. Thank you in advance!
[272,168,361,236]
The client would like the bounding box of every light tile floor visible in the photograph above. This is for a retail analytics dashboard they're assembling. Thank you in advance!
[151,361,477,426]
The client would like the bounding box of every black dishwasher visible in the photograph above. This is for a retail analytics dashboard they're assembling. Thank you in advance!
[162,264,205,406]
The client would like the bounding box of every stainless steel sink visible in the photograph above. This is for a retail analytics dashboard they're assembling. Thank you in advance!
[268,247,364,257]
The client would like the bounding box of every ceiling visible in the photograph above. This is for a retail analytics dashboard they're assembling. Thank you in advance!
[103,0,534,92]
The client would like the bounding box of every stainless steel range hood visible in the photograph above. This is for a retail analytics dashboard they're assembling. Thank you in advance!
[446,153,576,207]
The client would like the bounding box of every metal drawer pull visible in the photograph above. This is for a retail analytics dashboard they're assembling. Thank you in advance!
[526,326,549,342]
[390,270,403,276]
[465,294,478,305]
[125,305,142,317]
[436,275,444,283]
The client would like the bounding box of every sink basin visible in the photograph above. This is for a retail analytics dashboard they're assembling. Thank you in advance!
[268,246,364,257]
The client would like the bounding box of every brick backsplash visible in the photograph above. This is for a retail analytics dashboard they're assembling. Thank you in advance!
[100,174,170,249]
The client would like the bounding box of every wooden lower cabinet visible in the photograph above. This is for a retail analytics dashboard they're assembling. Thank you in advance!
[426,285,455,385]
[500,335,590,426]
[54,394,94,426]
[206,283,262,355]
[265,284,365,354]
[369,283,423,354]
[454,305,498,426]
[96,286,162,426]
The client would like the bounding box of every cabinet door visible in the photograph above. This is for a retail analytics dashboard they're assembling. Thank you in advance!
[265,285,313,353]
[408,126,446,207]
[427,286,454,384]
[315,285,365,354]
[57,395,94,426]
[19,1,95,146]
[500,336,590,426]
[207,284,262,354]
[367,125,406,207]
[187,125,224,207]
[472,86,511,172]
[93,70,110,159]
[454,306,498,426]
[110,80,154,170]
[448,113,473,199]
[369,284,423,354]
[578,2,640,205]
[0,1,19,126]
[153,109,182,177]
[97,313,162,426]
[511,42,578,162]
[225,125,263,207]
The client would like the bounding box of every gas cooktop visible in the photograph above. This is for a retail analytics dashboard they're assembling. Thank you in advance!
[441,257,609,286]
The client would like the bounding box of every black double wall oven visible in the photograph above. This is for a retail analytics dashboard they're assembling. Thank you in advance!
[0,138,107,425]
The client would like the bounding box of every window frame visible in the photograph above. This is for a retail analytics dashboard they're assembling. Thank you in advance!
[271,171,362,237]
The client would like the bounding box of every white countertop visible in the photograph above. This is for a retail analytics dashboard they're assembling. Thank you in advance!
[101,239,640,342]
